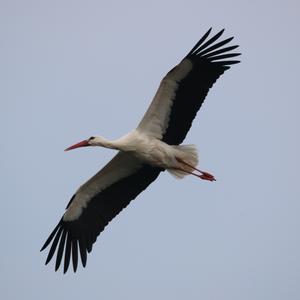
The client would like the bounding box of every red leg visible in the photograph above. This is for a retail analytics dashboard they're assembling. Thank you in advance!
[175,157,216,181]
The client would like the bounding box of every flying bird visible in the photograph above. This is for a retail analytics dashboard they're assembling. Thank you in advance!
[41,28,240,273]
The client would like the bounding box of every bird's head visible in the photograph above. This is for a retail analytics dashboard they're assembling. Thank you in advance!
[65,136,107,151]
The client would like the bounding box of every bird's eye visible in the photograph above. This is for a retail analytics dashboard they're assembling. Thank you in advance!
[89,136,95,141]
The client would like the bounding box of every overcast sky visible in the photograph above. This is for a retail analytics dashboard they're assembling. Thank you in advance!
[1,0,300,299]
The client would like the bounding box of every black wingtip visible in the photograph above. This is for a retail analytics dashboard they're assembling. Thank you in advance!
[187,28,212,56]
[40,222,61,252]
[44,226,63,265]
[210,53,241,61]
[197,37,235,57]
[72,239,78,273]
[185,27,241,68]
[55,230,67,271]
[219,28,225,35]
[79,238,87,268]
[226,60,241,64]
[63,232,72,273]
[190,28,227,56]
[205,27,213,36]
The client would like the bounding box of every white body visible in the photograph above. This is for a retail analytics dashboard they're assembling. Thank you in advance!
[96,130,198,171]
[64,132,198,221]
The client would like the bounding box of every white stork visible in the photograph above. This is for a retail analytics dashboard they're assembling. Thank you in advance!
[41,28,240,273]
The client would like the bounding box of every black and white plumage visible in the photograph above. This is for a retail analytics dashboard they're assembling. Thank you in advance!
[41,28,240,273]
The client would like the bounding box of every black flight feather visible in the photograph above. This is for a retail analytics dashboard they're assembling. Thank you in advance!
[162,29,240,145]
[41,164,161,272]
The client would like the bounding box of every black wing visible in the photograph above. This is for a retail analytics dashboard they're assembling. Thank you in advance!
[138,28,240,144]
[41,153,162,273]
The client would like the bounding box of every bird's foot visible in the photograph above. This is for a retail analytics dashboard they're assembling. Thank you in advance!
[198,171,216,181]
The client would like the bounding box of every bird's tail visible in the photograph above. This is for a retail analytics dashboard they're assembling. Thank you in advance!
[167,144,198,179]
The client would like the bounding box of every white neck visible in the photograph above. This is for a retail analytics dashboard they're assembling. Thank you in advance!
[92,132,137,152]
[92,136,119,149]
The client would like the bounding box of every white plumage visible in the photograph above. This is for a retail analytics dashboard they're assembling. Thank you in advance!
[41,28,240,273]
[138,59,193,138]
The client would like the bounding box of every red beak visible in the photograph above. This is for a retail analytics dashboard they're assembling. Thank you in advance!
[65,140,90,151]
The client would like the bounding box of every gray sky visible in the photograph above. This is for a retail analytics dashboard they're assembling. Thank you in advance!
[1,0,300,299]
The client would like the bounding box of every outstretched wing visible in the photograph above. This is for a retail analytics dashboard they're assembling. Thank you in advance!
[137,28,240,144]
[41,152,162,273]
